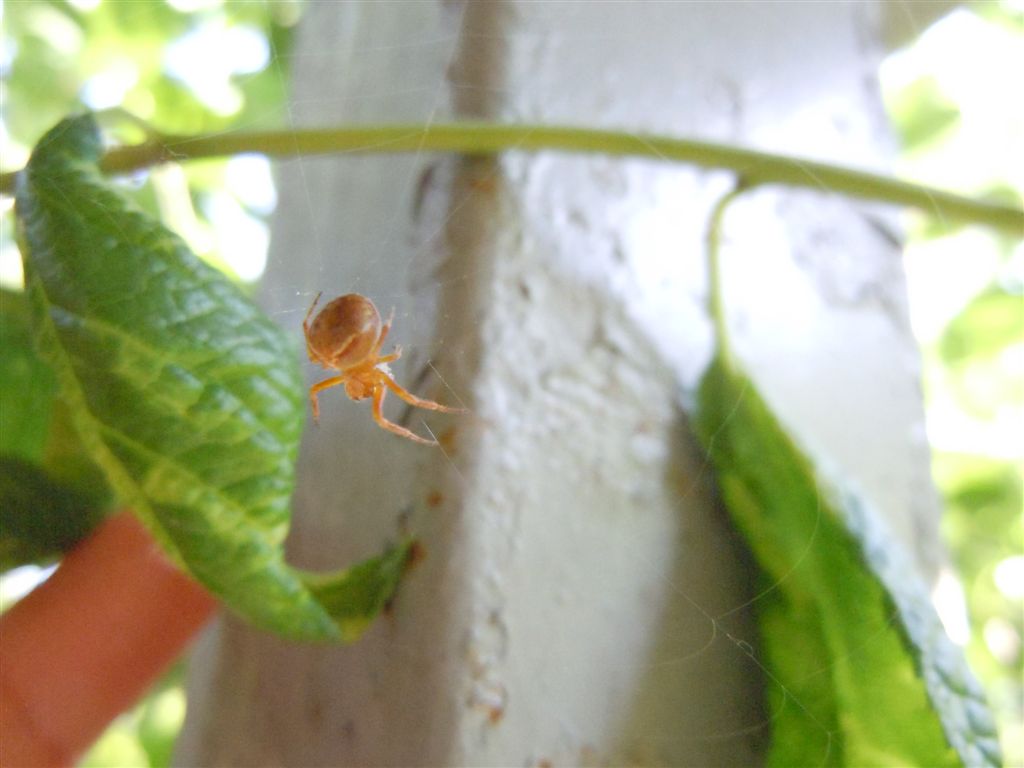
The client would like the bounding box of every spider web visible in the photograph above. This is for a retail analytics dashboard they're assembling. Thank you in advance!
[176,2,953,765]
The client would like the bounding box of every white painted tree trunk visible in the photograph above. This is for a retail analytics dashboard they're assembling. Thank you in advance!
[176,3,943,765]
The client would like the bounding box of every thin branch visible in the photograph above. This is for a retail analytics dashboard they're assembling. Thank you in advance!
[3,123,1021,233]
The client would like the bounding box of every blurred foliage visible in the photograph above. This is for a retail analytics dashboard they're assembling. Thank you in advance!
[81,665,188,768]
[887,75,961,150]
[881,2,1024,763]
[2,1,299,764]
[2,0,299,144]
[940,285,1023,364]
[1,0,299,285]
[0,455,105,570]
[939,284,1023,421]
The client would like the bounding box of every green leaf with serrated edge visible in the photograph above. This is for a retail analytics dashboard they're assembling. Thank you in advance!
[0,455,104,570]
[15,114,410,641]
[695,355,1001,767]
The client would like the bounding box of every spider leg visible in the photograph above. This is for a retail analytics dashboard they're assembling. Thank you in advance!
[372,385,437,445]
[373,309,395,357]
[303,292,324,364]
[303,291,323,329]
[382,375,467,414]
[309,374,346,423]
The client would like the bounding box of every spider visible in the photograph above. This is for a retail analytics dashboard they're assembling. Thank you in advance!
[303,292,465,445]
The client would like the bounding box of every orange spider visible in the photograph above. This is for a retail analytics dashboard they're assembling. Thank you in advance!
[303,292,465,445]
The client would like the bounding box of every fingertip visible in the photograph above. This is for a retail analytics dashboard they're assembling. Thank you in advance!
[0,512,216,767]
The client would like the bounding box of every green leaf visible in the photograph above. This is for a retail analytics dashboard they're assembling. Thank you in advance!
[886,75,960,151]
[695,355,1001,767]
[15,114,410,641]
[0,455,104,570]
[0,288,57,462]
[940,284,1024,364]
[303,539,416,642]
[0,290,107,569]
[936,452,1022,584]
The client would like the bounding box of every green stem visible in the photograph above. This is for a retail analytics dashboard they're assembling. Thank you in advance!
[3,123,1021,233]
[706,184,752,371]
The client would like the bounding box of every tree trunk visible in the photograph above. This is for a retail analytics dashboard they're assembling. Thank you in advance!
[176,3,942,765]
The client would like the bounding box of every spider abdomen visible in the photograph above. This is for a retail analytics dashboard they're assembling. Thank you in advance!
[308,293,381,370]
